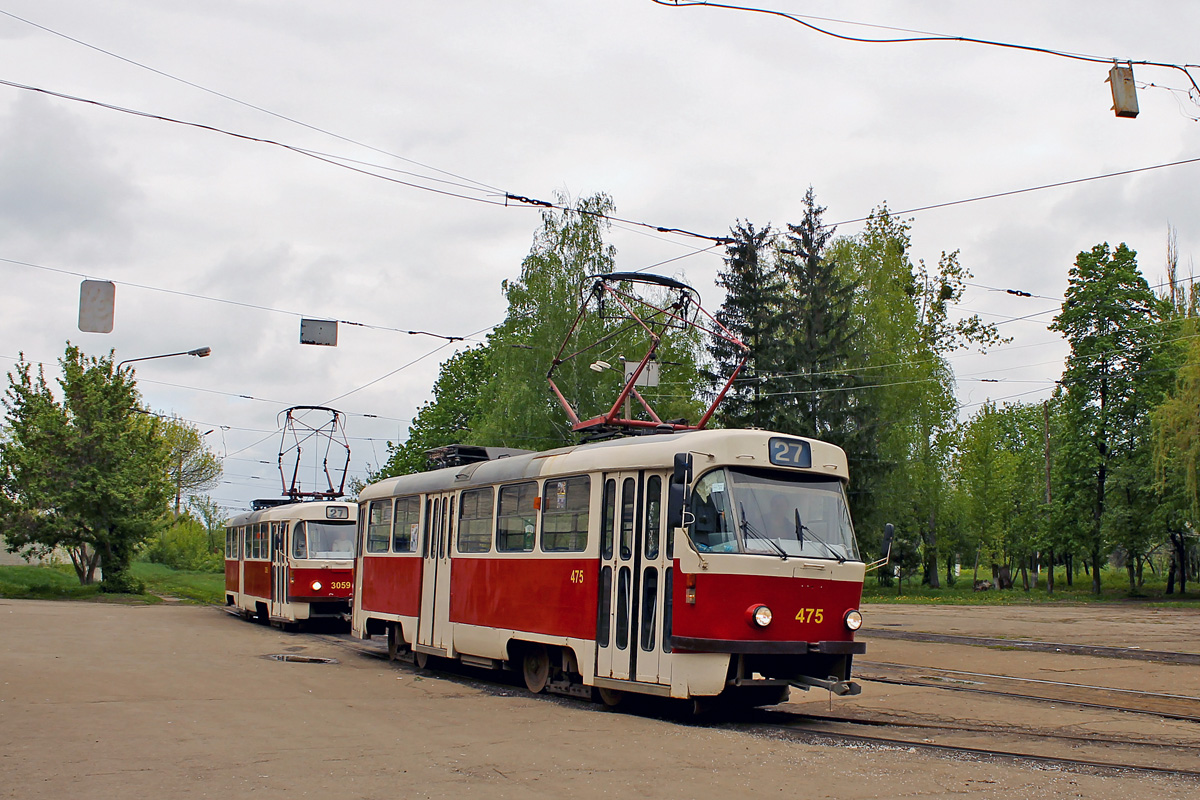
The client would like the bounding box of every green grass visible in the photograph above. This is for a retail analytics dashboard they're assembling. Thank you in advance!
[0,562,224,604]
[130,562,225,605]
[0,563,100,600]
[863,566,1200,606]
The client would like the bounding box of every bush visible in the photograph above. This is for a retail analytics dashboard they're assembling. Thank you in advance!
[99,569,146,595]
[142,516,223,573]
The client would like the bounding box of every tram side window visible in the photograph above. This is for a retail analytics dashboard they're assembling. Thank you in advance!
[225,528,234,558]
[541,476,590,552]
[457,488,493,553]
[256,523,268,559]
[392,496,420,553]
[497,482,537,552]
[366,501,392,553]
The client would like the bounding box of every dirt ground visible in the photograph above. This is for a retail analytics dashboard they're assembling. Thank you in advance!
[1,599,1198,799]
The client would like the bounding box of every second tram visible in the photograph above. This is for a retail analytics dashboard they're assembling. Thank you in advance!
[225,499,357,627]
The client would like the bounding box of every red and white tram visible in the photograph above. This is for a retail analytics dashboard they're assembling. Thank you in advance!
[352,428,874,706]
[225,500,357,627]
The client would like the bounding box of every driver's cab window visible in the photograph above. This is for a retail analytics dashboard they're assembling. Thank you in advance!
[292,521,308,559]
[689,469,737,553]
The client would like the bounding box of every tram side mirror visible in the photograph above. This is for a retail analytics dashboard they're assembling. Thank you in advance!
[666,452,693,531]
[867,523,895,572]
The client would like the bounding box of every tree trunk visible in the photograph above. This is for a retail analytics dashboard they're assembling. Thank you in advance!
[1127,560,1136,593]
[1046,549,1055,595]
[925,511,940,589]
[1091,545,1102,595]
[1019,560,1029,591]
[1168,552,1177,594]
[1066,552,1074,586]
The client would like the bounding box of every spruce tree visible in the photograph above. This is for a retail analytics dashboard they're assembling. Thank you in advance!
[707,221,784,430]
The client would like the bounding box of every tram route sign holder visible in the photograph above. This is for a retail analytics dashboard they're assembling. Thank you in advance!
[547,272,749,438]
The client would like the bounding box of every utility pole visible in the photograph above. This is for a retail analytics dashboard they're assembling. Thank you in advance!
[1044,400,1054,595]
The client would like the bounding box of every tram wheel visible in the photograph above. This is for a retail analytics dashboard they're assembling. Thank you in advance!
[522,644,550,694]
[596,687,624,708]
[387,624,402,662]
[414,650,431,670]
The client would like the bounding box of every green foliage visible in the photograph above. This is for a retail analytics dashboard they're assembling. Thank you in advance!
[707,220,785,430]
[824,207,1003,579]
[381,192,701,463]
[187,494,228,553]
[142,515,223,572]
[374,346,492,478]
[160,417,222,516]
[1,344,174,585]
[1049,243,1171,592]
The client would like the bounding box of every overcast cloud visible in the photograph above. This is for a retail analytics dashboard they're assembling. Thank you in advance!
[2,1,1198,513]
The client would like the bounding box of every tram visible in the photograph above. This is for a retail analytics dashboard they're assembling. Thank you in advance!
[352,428,876,706]
[225,499,357,627]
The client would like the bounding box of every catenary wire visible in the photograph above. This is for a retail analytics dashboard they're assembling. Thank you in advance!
[0,8,504,194]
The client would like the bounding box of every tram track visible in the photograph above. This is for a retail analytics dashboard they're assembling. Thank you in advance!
[859,628,1200,666]
[252,614,1200,779]
[746,715,1200,780]
[853,660,1200,723]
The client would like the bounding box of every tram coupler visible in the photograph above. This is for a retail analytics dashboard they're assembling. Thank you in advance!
[790,675,862,696]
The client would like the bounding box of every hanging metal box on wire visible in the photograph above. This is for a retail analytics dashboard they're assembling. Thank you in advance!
[1107,64,1139,118]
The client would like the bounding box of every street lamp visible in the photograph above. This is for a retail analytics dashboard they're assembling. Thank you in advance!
[117,346,211,371]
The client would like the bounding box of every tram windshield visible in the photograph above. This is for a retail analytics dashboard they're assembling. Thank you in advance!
[688,467,859,561]
[292,520,356,560]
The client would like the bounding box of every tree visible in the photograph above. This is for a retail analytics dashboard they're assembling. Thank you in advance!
[1050,243,1169,594]
[706,220,785,430]
[1,344,172,587]
[161,416,222,516]
[827,206,1003,583]
[473,192,701,449]
[187,494,228,553]
[374,345,492,478]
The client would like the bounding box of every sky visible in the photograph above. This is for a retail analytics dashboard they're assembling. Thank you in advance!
[2,1,1198,516]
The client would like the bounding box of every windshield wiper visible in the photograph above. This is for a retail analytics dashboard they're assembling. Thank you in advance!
[739,502,788,560]
[795,509,845,563]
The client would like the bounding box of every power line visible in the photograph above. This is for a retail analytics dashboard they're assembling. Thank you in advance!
[830,156,1200,227]
[651,1,1200,96]
[0,8,503,195]
[0,255,478,343]
[0,76,732,246]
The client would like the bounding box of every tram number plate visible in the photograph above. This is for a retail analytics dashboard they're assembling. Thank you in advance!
[795,608,824,624]
[568,569,585,584]
[769,438,812,468]
[330,581,352,590]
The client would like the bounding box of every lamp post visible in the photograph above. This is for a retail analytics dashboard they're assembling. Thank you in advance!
[117,346,211,371]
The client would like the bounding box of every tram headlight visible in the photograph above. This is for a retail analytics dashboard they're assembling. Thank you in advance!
[844,609,863,631]
[745,604,773,628]
[311,581,323,592]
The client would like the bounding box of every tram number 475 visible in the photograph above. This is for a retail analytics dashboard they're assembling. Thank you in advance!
[795,608,824,624]
[568,569,585,584]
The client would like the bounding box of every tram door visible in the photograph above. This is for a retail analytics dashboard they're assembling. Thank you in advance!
[634,474,670,684]
[270,522,289,619]
[417,493,455,653]
[596,472,669,685]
